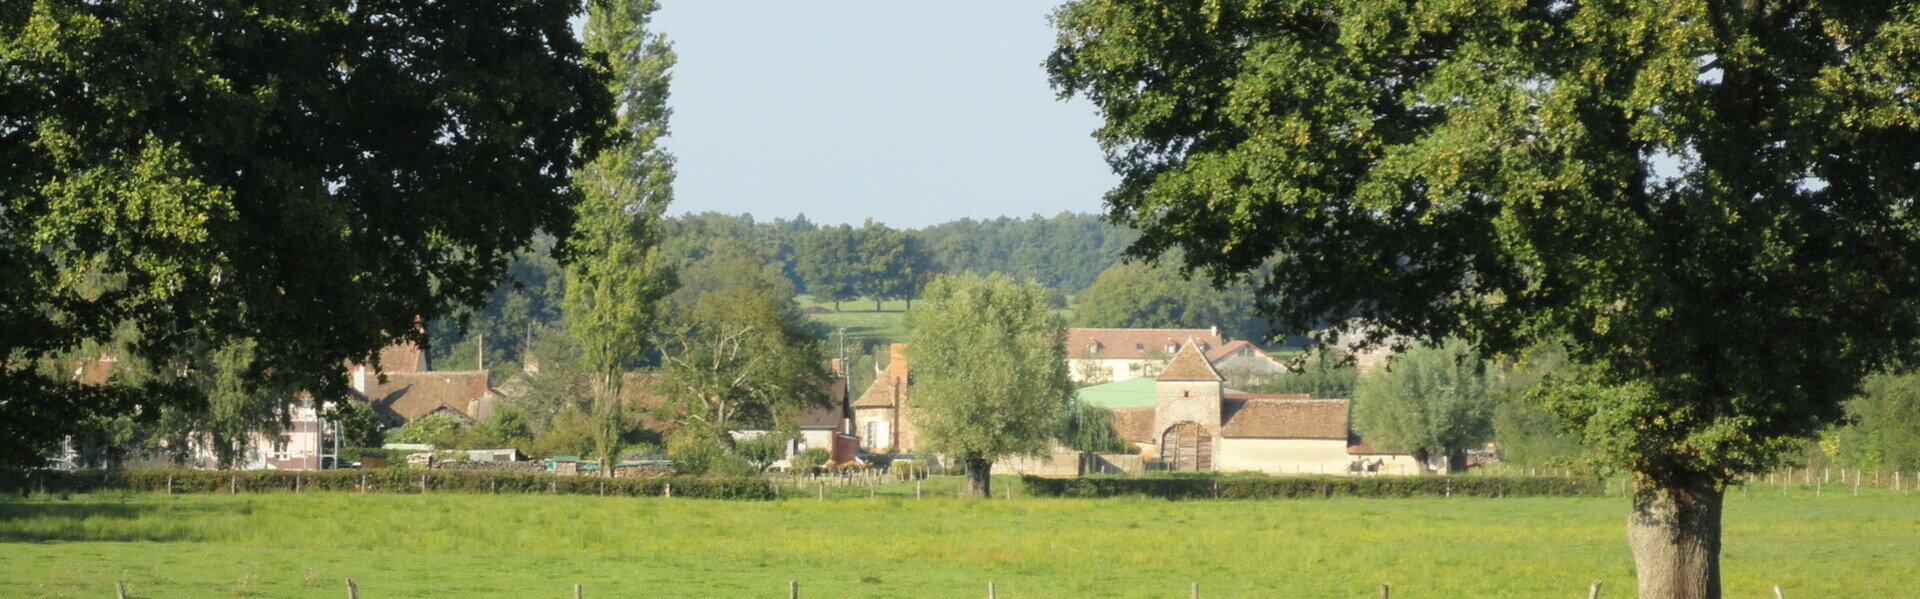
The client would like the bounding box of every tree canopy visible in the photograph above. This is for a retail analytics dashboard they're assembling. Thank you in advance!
[1352,340,1499,472]
[2,0,613,469]
[905,273,1072,497]
[1073,261,1263,341]
[1050,2,1920,597]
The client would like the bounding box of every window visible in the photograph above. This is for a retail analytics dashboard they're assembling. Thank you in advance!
[866,421,892,450]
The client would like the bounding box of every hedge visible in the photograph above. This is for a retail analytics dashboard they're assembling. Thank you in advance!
[0,469,777,500]
[1020,474,1603,499]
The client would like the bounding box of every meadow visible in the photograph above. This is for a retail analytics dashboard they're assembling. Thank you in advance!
[3,479,1916,599]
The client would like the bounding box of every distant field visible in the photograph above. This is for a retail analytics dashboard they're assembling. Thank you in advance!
[798,295,908,345]
[3,478,1916,599]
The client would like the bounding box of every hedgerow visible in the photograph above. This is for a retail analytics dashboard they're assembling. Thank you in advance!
[1020,474,1603,499]
[0,469,776,500]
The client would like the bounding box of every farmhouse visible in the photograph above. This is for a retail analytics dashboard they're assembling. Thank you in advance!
[1084,341,1420,475]
[350,341,499,428]
[1064,327,1291,384]
[852,342,917,453]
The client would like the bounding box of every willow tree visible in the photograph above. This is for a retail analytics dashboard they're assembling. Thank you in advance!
[1050,3,1920,598]
[562,0,679,476]
[2,0,613,469]
[905,274,1072,498]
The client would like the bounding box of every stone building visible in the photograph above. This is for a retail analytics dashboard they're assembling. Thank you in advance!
[852,343,916,453]
[1093,341,1421,475]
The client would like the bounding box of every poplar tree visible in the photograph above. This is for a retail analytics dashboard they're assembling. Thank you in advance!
[562,0,679,476]
[1051,2,1920,597]
[905,274,1072,498]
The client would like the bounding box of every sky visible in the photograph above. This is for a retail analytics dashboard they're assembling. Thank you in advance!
[649,2,1117,228]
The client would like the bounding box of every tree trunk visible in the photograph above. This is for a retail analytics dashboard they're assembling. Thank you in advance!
[1412,448,1432,474]
[1445,447,1468,474]
[963,456,992,498]
[874,297,882,311]
[1628,474,1723,599]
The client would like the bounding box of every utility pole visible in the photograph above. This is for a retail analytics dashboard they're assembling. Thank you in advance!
[477,333,485,370]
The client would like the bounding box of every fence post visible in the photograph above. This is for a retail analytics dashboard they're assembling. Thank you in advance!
[346,579,359,599]
[988,581,996,599]
[1379,583,1390,599]
[573,583,583,599]
[916,480,922,500]
[789,580,799,599]
[166,475,172,495]
[359,474,366,494]
[1854,470,1861,496]
[1190,582,1198,599]
[231,474,237,495]
[115,581,127,599]
[1588,580,1602,599]
[665,483,672,498]
[1772,585,1785,599]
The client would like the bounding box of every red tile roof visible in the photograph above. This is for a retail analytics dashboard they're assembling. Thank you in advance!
[362,371,492,424]
[1219,397,1349,439]
[1064,328,1224,360]
[1156,341,1222,382]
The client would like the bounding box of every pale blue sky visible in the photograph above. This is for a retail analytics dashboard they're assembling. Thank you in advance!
[650,2,1116,228]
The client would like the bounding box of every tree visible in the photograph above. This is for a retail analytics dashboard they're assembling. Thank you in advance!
[1352,340,1498,473]
[905,274,1072,497]
[1,0,614,470]
[655,287,829,450]
[1073,261,1262,340]
[1825,373,1920,473]
[1050,3,1920,596]
[561,0,679,477]
[852,222,939,310]
[795,225,860,310]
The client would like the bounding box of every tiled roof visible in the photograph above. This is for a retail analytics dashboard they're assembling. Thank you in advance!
[1219,397,1349,439]
[363,371,492,423]
[1109,407,1157,444]
[853,343,909,408]
[375,341,429,373]
[73,353,118,386]
[1156,341,1222,382]
[796,377,851,428]
[1064,328,1224,360]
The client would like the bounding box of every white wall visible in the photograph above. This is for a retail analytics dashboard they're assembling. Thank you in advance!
[1215,438,1359,475]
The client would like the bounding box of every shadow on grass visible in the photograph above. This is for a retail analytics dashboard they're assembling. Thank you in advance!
[0,500,239,543]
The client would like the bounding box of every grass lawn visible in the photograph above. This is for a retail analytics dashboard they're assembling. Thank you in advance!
[3,479,1916,599]
[799,295,908,345]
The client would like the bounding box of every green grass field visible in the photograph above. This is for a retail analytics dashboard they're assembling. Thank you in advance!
[3,479,1916,599]
[799,295,909,345]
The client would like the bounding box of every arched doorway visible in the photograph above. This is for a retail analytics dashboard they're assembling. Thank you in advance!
[1160,422,1212,471]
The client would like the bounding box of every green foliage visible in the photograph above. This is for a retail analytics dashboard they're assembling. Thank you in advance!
[522,407,598,460]
[1058,399,1130,454]
[735,434,790,473]
[1352,340,1500,468]
[655,253,829,444]
[795,225,863,309]
[1823,373,1920,473]
[1051,0,1920,489]
[905,274,1074,461]
[664,429,756,477]
[386,414,465,448]
[1,0,614,470]
[563,0,680,476]
[790,447,831,472]
[1073,261,1264,341]
[917,213,1140,294]
[1021,474,1603,499]
[1244,351,1359,399]
[1,469,774,500]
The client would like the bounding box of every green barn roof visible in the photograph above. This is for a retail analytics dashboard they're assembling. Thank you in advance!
[1074,377,1159,409]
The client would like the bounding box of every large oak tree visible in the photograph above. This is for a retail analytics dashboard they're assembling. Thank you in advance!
[1049,2,1920,597]
[2,0,614,469]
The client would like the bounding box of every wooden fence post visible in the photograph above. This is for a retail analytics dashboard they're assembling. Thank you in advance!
[346,579,359,599]
[573,583,583,599]
[1379,583,1390,599]
[1190,581,1198,599]
[1773,584,1785,599]
[166,475,172,495]
[115,581,127,599]
[988,581,996,599]
[789,580,799,599]
[231,474,237,494]
[916,480,922,500]
[1588,580,1602,599]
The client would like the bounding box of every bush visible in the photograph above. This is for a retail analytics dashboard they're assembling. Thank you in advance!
[1019,474,1602,500]
[789,448,830,473]
[0,469,777,500]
